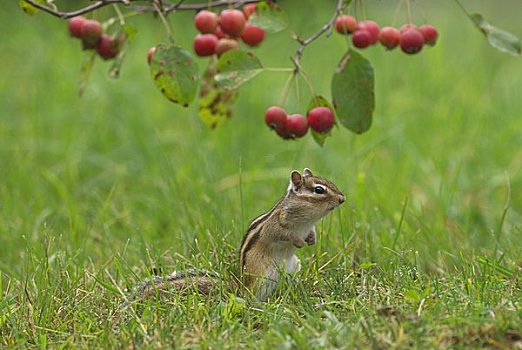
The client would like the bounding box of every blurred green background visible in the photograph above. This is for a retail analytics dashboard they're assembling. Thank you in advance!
[1,1,521,347]
[0,0,521,282]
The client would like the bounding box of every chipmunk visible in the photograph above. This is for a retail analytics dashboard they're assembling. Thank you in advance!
[127,168,344,302]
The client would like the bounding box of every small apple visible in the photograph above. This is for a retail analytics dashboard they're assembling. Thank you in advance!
[357,20,380,44]
[240,24,265,46]
[419,24,438,46]
[335,15,357,34]
[379,26,400,50]
[215,38,239,56]
[81,19,103,48]
[307,107,334,133]
[193,33,218,57]
[219,9,246,37]
[194,10,218,34]
[68,16,86,38]
[286,114,309,138]
[352,29,372,49]
[96,34,118,60]
[400,28,424,54]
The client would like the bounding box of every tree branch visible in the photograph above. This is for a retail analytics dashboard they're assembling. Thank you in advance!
[21,0,262,19]
[22,0,127,19]
[292,0,344,72]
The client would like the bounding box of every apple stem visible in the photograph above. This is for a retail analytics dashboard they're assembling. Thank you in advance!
[112,4,126,26]
[407,0,412,24]
[279,73,296,107]
[152,2,176,44]
[290,57,318,104]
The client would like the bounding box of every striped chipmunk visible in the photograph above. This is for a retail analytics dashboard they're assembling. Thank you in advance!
[128,168,345,302]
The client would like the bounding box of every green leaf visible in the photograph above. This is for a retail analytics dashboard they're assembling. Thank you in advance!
[78,51,97,97]
[199,60,239,129]
[469,13,521,56]
[19,0,46,15]
[331,49,375,134]
[248,1,288,33]
[215,50,263,91]
[306,95,336,147]
[150,44,199,107]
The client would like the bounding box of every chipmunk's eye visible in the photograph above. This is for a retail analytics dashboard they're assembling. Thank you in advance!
[314,185,326,194]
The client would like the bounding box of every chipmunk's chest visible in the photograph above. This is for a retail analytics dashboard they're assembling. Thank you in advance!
[270,223,314,260]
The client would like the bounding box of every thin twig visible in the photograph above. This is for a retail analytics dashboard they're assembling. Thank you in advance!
[292,0,344,71]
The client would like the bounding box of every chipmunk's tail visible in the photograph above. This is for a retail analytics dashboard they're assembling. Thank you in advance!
[125,269,221,303]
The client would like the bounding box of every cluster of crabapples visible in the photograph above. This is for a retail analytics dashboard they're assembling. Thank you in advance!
[265,106,335,139]
[67,16,122,60]
[192,4,265,57]
[335,15,438,54]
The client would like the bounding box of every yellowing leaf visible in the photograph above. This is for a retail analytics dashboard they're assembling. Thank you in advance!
[150,44,199,107]
[19,0,47,15]
[199,60,238,129]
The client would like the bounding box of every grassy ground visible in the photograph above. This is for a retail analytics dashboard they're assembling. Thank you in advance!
[1,1,521,348]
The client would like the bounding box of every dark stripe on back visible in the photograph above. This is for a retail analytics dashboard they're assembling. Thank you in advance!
[248,197,283,231]
[241,229,261,267]
[239,196,286,267]
[240,196,284,249]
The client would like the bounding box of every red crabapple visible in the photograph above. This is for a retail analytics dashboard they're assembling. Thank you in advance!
[307,107,334,133]
[194,10,218,34]
[335,15,357,34]
[240,24,265,46]
[265,106,289,138]
[68,16,86,38]
[400,28,424,54]
[357,20,380,44]
[352,29,372,49]
[219,9,246,37]
[214,26,228,39]
[80,19,103,47]
[286,114,309,138]
[193,33,218,56]
[215,38,239,56]
[400,24,418,34]
[243,4,257,19]
[95,34,118,60]
[379,26,400,50]
[419,24,439,46]
[265,106,287,129]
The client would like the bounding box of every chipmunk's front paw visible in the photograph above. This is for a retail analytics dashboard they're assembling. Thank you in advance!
[305,230,316,245]
[292,236,306,248]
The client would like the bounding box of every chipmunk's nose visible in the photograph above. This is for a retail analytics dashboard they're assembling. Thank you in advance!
[338,194,345,204]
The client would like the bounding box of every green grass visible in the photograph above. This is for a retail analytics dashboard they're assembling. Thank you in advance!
[1,1,521,348]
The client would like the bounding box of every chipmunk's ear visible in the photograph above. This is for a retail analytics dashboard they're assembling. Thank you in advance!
[303,168,313,178]
[290,170,303,191]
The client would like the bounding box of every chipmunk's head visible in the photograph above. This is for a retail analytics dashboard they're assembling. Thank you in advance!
[286,168,345,221]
